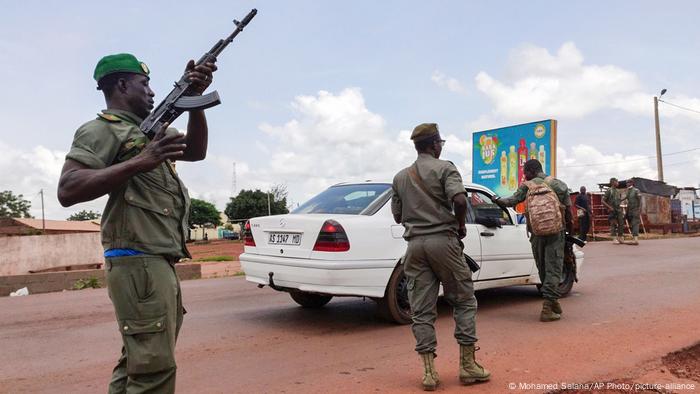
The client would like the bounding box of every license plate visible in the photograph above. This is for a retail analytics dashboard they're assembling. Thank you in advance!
[268,232,302,246]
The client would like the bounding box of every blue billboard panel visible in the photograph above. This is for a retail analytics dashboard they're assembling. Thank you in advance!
[472,120,557,196]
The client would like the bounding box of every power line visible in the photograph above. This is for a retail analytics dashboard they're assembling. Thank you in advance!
[659,99,700,115]
[559,147,700,168]
[664,159,698,167]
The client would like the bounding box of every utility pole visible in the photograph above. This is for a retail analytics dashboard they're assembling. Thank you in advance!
[39,188,45,233]
[267,191,271,216]
[653,89,666,182]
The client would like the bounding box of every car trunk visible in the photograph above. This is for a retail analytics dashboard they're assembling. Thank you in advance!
[248,214,349,259]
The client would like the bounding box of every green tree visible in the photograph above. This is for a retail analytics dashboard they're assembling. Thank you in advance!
[0,190,33,218]
[225,185,289,220]
[67,210,101,221]
[189,199,222,238]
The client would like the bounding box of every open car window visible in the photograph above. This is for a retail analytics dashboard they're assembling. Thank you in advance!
[293,184,392,215]
[466,190,513,226]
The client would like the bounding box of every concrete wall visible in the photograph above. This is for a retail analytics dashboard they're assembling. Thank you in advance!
[0,233,103,276]
[0,264,202,297]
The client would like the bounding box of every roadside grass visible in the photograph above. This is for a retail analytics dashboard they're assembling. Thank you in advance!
[192,255,234,262]
[73,277,101,290]
[234,271,245,276]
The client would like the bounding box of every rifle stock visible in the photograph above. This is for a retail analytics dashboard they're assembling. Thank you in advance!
[566,234,586,248]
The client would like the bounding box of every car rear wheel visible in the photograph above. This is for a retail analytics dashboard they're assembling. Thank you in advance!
[376,264,412,325]
[289,291,332,308]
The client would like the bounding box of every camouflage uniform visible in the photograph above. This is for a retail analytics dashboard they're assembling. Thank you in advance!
[626,187,641,237]
[603,187,624,237]
[497,172,571,302]
[67,109,190,393]
[392,153,476,354]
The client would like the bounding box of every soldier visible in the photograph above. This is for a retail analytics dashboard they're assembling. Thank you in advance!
[494,159,573,322]
[624,179,642,245]
[392,123,490,391]
[575,186,591,242]
[58,53,217,393]
[602,177,624,244]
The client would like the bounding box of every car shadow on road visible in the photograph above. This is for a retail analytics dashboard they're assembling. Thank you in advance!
[238,297,403,334]
[474,285,543,309]
[239,285,545,333]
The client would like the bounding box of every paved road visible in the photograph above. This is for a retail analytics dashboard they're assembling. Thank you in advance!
[1,237,699,393]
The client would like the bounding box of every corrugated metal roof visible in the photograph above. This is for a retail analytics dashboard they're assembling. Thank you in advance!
[12,218,100,232]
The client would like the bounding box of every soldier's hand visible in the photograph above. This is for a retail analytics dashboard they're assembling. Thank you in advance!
[185,59,218,96]
[490,195,503,207]
[135,123,187,172]
[458,225,467,239]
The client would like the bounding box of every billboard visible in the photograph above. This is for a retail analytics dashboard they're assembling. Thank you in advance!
[472,120,557,197]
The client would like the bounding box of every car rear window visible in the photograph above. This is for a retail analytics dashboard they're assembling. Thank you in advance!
[293,184,391,215]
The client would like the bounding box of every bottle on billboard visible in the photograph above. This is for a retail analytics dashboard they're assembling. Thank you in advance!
[508,146,517,190]
[538,145,546,173]
[517,138,528,184]
[529,142,537,160]
[500,151,507,187]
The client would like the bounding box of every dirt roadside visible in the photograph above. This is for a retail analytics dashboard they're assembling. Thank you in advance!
[186,239,243,261]
[552,342,700,393]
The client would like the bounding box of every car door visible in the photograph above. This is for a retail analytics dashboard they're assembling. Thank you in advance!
[467,189,534,281]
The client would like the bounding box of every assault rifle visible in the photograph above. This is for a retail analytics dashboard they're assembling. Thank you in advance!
[566,233,586,248]
[139,9,257,139]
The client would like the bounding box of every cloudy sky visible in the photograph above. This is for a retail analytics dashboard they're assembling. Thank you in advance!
[2,1,700,219]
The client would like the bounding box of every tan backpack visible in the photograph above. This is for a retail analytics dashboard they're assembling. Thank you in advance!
[524,177,564,236]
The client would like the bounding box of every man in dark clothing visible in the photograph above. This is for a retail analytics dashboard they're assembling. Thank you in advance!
[575,186,591,241]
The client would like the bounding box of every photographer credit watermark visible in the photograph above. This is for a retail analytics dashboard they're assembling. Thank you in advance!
[507,381,696,391]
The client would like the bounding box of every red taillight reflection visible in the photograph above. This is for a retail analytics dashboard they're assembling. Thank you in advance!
[321,223,338,233]
[313,220,350,252]
[244,220,256,246]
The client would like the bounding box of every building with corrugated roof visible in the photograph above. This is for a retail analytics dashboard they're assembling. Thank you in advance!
[0,218,100,236]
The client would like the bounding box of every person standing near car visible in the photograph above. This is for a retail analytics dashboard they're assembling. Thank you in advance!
[494,159,573,322]
[575,186,591,241]
[392,123,490,391]
[58,53,217,393]
[602,177,624,244]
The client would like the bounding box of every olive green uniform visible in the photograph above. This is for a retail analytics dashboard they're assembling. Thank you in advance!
[67,109,191,393]
[603,188,624,237]
[626,187,641,236]
[498,172,571,301]
[392,153,476,354]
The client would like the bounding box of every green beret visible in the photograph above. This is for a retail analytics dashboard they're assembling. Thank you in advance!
[411,123,439,142]
[93,53,150,82]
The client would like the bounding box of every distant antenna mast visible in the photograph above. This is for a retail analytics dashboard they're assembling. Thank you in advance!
[231,162,237,197]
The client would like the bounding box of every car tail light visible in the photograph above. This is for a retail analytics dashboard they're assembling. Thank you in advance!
[244,220,256,246]
[313,220,350,252]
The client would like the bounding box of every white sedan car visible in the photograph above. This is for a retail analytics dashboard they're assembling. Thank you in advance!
[240,181,584,324]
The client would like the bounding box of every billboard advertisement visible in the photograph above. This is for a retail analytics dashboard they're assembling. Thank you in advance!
[472,120,557,197]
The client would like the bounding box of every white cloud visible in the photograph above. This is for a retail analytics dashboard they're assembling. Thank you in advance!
[474,42,700,121]
[431,70,467,94]
[658,96,700,121]
[243,89,474,206]
[253,88,415,203]
[557,144,700,190]
[0,140,106,220]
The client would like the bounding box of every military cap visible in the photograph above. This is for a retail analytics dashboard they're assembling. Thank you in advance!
[411,123,440,142]
[93,53,150,82]
[609,177,618,183]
